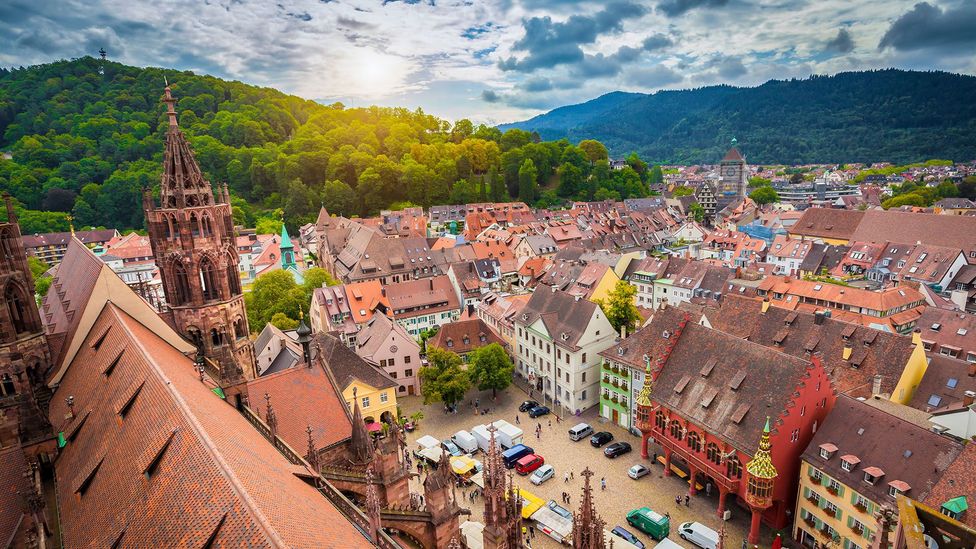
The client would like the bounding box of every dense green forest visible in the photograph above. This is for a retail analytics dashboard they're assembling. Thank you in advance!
[0,57,652,234]
[501,70,976,165]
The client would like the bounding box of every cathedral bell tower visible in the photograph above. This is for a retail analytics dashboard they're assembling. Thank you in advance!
[144,86,256,391]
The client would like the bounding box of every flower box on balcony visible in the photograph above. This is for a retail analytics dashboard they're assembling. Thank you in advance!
[853,502,867,514]
[808,475,821,485]
[803,516,816,527]
[603,376,610,384]
[824,508,837,518]
[826,485,839,496]
[806,496,819,505]
[851,524,864,536]
[611,396,619,404]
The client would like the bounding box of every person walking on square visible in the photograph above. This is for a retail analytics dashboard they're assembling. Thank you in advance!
[515,414,520,425]
[564,472,570,483]
[570,471,574,480]
[675,495,682,506]
[684,494,690,506]
[601,477,606,491]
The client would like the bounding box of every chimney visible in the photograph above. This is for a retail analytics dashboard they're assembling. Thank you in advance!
[429,279,434,291]
[964,391,975,407]
[969,361,976,378]
[814,311,825,325]
[872,374,883,396]
[381,288,386,297]
[621,325,627,339]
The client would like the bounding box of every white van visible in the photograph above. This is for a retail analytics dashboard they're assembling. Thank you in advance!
[653,539,684,549]
[678,522,719,549]
[452,430,478,454]
[568,423,593,441]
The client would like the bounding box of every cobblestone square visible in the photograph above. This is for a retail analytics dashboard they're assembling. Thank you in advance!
[401,385,781,548]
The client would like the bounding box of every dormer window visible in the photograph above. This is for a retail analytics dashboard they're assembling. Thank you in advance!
[840,454,860,472]
[887,480,910,498]
[863,466,884,485]
[819,443,837,460]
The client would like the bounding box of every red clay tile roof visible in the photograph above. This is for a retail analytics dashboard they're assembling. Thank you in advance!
[0,447,30,546]
[41,238,105,366]
[701,294,917,397]
[385,275,460,316]
[923,443,976,528]
[722,147,744,162]
[50,303,373,548]
[246,357,353,453]
[850,210,976,262]
[429,318,505,355]
[791,208,865,241]
[313,332,398,392]
[803,395,962,505]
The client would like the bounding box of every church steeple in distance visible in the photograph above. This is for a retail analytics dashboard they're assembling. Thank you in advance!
[144,84,256,393]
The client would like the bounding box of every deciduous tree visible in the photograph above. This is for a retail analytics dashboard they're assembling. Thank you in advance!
[419,347,471,407]
[467,343,514,398]
[596,280,641,334]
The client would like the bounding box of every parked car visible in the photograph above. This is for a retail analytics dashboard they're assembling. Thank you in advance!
[604,441,632,458]
[519,400,540,412]
[626,507,670,541]
[590,431,614,447]
[501,444,535,469]
[610,526,646,549]
[678,522,719,549]
[530,464,555,485]
[568,423,593,441]
[628,464,651,480]
[515,454,545,475]
[528,405,550,418]
[441,439,463,457]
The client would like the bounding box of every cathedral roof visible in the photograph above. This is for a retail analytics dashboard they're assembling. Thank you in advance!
[159,86,217,210]
[722,147,745,162]
[49,303,373,548]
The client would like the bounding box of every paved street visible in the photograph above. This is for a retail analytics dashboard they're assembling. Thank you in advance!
[400,384,780,549]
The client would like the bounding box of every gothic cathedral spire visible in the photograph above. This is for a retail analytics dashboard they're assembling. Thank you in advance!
[144,85,256,394]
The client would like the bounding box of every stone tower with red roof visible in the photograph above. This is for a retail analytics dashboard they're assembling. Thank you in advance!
[717,138,748,212]
[143,86,256,393]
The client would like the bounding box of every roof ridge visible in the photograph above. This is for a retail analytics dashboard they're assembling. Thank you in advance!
[111,304,288,548]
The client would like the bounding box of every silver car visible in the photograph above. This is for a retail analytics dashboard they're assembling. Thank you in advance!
[628,464,651,480]
[530,464,555,485]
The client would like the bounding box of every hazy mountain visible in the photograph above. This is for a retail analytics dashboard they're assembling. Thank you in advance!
[499,70,976,165]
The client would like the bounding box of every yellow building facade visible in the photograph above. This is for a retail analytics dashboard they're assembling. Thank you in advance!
[795,461,880,549]
[342,379,398,425]
[890,332,931,405]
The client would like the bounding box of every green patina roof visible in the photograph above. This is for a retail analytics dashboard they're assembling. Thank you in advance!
[279,224,293,250]
[212,387,226,399]
[943,496,968,513]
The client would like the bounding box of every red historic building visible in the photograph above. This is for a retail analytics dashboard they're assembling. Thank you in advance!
[619,306,836,543]
[143,86,255,394]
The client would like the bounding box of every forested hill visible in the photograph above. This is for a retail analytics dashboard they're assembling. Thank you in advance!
[500,69,976,165]
[0,57,646,234]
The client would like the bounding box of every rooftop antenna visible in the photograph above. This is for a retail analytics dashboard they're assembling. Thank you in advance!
[98,48,106,75]
[99,48,106,61]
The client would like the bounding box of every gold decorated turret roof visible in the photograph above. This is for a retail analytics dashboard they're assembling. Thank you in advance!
[745,417,778,480]
[635,360,654,407]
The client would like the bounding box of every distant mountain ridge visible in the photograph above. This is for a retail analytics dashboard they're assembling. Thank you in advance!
[499,70,976,165]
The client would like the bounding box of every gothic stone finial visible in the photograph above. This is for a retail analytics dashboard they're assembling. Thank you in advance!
[162,84,178,127]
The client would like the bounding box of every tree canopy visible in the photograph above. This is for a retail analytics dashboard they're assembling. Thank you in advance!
[0,57,646,234]
[749,186,780,205]
[418,347,470,407]
[243,266,337,332]
[596,280,641,334]
[467,343,514,398]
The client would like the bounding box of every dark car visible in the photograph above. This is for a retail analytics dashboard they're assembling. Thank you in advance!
[604,441,632,458]
[528,405,550,418]
[590,431,614,447]
[519,400,540,413]
[610,526,646,549]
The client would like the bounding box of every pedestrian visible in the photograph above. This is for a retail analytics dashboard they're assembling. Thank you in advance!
[555,414,560,424]
[675,495,681,506]
[475,398,480,408]
[601,477,606,491]
[741,541,747,549]
[530,389,533,398]
[570,471,574,480]
[536,430,540,440]
[684,494,690,506]
[564,472,570,483]
[566,494,570,505]
[664,512,671,520]
[547,419,552,428]
[516,415,520,425]
[706,482,712,496]
[652,452,657,463]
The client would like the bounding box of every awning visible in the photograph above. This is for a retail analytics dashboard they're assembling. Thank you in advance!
[367,422,382,432]
[451,456,477,475]
[469,471,484,488]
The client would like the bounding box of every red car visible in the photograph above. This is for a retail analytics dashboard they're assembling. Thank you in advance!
[515,454,545,475]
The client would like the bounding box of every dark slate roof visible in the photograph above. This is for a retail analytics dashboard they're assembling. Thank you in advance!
[908,355,976,412]
[313,332,398,391]
[0,447,29,546]
[21,229,118,248]
[517,285,599,350]
[803,395,962,504]
[850,210,976,260]
[700,294,916,398]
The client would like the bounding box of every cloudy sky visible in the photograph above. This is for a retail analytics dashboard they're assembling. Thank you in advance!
[2,0,975,123]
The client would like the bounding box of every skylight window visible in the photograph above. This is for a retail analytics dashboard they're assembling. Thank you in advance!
[927,394,943,407]
[947,378,958,389]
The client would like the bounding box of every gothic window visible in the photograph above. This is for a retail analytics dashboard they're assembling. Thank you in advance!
[669,419,684,441]
[163,216,174,240]
[0,229,14,262]
[707,442,721,465]
[199,258,220,301]
[201,214,214,237]
[226,261,241,296]
[655,410,667,431]
[5,283,32,334]
[210,328,223,347]
[687,431,702,452]
[1,374,15,397]
[233,317,246,340]
[727,456,742,479]
[189,213,201,237]
[171,262,191,305]
[187,327,204,348]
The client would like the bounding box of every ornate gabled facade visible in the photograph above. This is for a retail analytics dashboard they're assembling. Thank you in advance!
[482,426,522,549]
[0,195,54,448]
[143,86,255,391]
[572,468,607,549]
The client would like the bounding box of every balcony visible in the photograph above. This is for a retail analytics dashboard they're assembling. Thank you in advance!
[823,507,837,519]
[808,474,822,485]
[853,501,868,514]
[825,485,839,496]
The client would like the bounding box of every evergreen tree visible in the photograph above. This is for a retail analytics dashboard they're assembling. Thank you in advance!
[518,158,538,203]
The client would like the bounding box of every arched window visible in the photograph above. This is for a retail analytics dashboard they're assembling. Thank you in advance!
[655,410,667,431]
[5,283,32,334]
[210,328,223,347]
[707,442,721,465]
[669,420,684,441]
[171,262,191,305]
[199,258,220,301]
[0,374,15,397]
[226,261,241,296]
[187,326,204,348]
[201,214,214,237]
[162,216,173,240]
[727,456,742,479]
[687,431,702,452]
[233,317,247,340]
[189,213,200,237]
[0,229,14,262]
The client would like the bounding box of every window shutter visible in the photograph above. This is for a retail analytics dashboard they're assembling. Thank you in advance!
[843,539,850,549]
[804,487,810,498]
[835,508,842,521]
